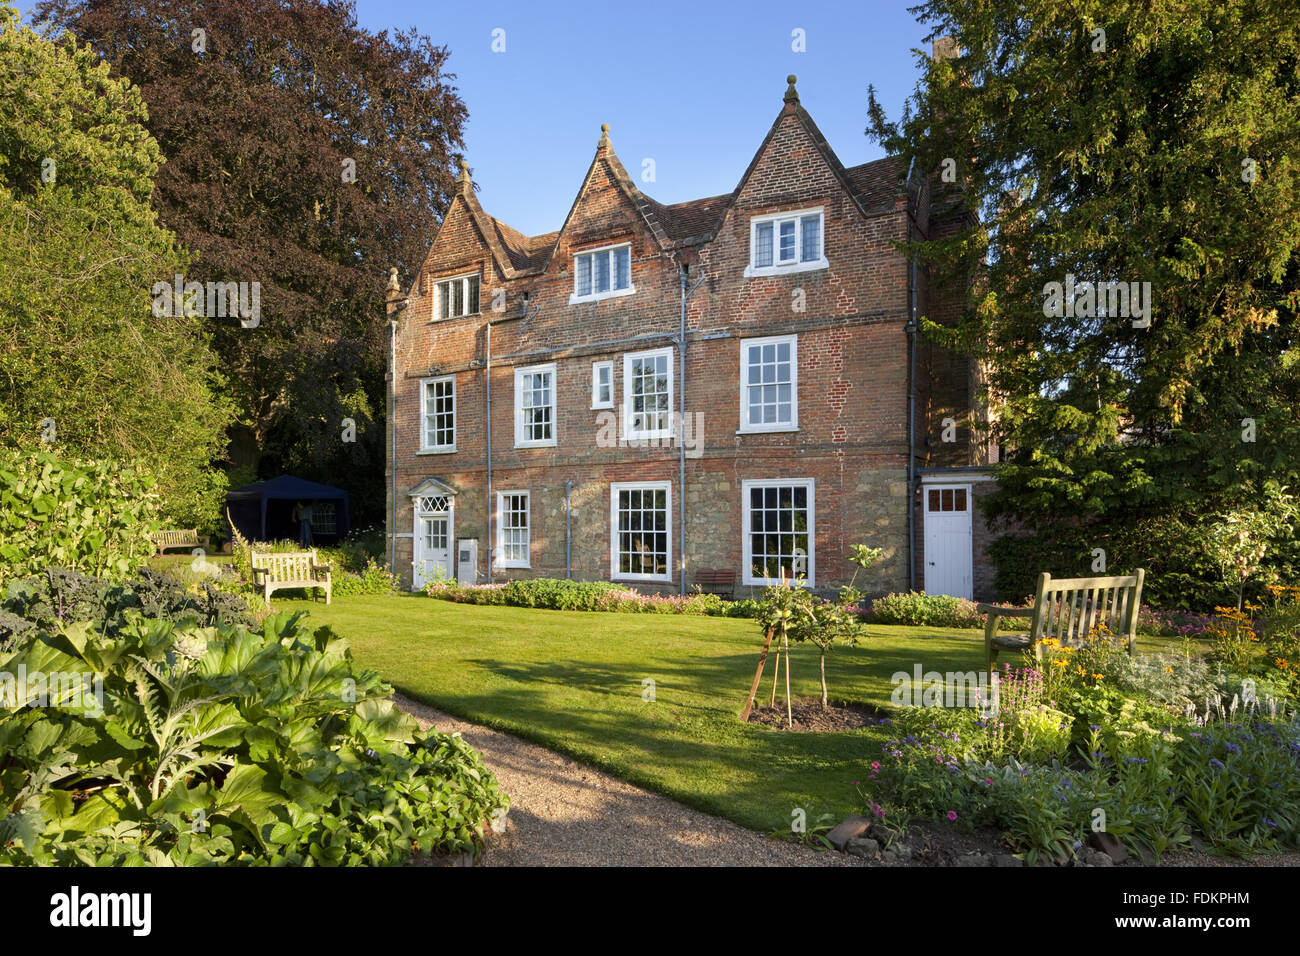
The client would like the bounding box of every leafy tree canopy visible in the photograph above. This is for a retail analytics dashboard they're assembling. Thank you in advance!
[0,2,232,528]
[33,0,471,524]
[870,0,1300,603]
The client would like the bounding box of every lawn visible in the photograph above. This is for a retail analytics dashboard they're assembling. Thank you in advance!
[278,593,1197,832]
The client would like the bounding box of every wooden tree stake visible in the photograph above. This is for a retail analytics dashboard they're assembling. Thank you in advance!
[739,625,776,722]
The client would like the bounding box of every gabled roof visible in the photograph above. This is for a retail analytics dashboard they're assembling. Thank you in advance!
[418,77,909,283]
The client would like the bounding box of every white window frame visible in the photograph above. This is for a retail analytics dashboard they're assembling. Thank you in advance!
[741,478,816,587]
[744,207,828,278]
[496,490,531,569]
[418,374,456,453]
[609,481,673,583]
[592,360,614,409]
[738,334,798,433]
[513,363,558,448]
[570,242,635,304]
[622,347,674,441]
[432,271,481,320]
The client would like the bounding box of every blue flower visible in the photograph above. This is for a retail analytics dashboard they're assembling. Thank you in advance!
[1210,758,1225,769]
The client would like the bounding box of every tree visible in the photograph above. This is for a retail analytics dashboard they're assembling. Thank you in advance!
[742,579,814,727]
[0,2,231,529]
[868,0,1300,605]
[790,594,866,709]
[1204,484,1299,610]
[33,0,470,524]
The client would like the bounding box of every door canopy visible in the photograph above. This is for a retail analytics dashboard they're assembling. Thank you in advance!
[408,477,457,515]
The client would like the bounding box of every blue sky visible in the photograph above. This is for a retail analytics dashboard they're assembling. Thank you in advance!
[21,0,934,236]
[353,0,932,235]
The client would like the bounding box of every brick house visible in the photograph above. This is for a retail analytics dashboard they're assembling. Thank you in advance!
[384,72,998,601]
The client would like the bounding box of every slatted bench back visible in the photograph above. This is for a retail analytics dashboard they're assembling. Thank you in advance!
[695,569,737,585]
[155,529,198,546]
[252,551,317,582]
[1030,570,1145,649]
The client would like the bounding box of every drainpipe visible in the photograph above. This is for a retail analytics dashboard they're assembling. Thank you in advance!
[485,317,493,582]
[388,308,404,574]
[679,262,706,596]
[564,479,574,579]
[904,157,920,592]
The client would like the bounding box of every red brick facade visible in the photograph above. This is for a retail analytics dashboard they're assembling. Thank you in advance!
[384,77,992,598]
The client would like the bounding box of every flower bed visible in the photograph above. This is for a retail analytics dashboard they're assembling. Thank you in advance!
[859,627,1300,864]
[425,577,742,615]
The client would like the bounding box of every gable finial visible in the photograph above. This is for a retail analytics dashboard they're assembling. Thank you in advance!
[455,159,471,193]
[784,74,799,104]
[598,123,611,149]
[387,267,400,293]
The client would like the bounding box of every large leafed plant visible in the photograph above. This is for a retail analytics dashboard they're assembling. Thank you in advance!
[0,586,507,865]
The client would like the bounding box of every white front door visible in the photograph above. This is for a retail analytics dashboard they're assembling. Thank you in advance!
[924,484,973,600]
[413,498,453,588]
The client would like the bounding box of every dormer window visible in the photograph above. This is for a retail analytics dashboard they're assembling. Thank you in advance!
[434,272,480,319]
[571,243,634,303]
[745,209,828,277]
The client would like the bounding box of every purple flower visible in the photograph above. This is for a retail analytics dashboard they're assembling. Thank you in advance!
[946,810,958,822]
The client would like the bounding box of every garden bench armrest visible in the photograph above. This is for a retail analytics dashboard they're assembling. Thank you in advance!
[977,604,1033,617]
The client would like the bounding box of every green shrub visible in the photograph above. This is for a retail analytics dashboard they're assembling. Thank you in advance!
[0,604,507,865]
[332,557,400,597]
[720,598,763,618]
[0,449,160,586]
[867,591,986,628]
[1,567,255,647]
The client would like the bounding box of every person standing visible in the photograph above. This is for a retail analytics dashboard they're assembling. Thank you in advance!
[293,500,314,547]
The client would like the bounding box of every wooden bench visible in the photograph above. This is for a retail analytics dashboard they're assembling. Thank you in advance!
[251,550,332,606]
[979,569,1145,671]
[694,568,737,598]
[153,529,209,555]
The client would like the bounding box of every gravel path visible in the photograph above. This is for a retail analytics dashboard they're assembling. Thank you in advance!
[394,693,865,867]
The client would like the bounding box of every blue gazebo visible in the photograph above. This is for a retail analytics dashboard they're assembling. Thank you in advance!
[226,474,351,544]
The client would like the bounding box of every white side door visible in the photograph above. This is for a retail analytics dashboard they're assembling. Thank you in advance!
[413,508,453,588]
[924,484,973,600]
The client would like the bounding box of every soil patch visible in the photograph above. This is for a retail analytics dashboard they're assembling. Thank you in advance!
[745,697,890,732]
[903,820,1018,864]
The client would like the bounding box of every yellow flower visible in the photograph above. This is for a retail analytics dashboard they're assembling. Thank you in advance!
[1165,666,1174,673]
[1092,673,1104,680]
